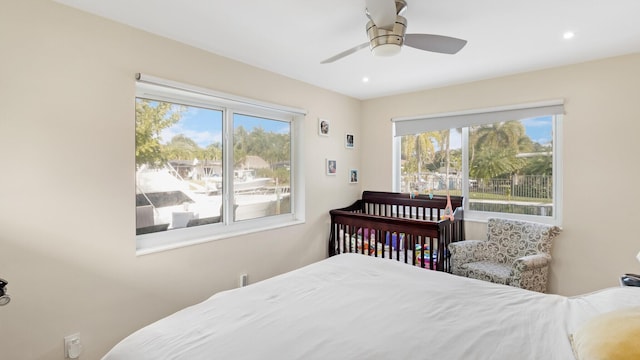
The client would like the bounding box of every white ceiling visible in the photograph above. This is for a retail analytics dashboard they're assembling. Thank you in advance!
[54,0,640,100]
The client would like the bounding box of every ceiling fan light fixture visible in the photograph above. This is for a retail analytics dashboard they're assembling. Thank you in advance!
[371,43,402,57]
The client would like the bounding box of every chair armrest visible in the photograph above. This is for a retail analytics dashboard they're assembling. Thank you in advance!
[513,254,551,272]
[449,240,485,263]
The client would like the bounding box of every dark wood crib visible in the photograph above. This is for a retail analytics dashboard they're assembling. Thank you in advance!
[329,191,464,272]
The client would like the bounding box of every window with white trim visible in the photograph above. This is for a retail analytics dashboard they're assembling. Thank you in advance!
[135,74,306,254]
[392,101,563,225]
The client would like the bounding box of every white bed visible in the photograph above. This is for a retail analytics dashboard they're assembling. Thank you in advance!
[102,253,640,360]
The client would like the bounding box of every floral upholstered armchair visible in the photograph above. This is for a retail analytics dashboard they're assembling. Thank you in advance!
[449,218,561,293]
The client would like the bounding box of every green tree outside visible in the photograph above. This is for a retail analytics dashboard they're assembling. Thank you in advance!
[136,99,291,184]
[135,99,183,167]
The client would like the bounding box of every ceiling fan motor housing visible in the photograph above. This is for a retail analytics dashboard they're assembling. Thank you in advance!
[366,15,407,56]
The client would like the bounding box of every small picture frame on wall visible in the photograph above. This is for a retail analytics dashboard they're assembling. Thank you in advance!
[326,159,337,175]
[345,133,355,148]
[349,169,359,183]
[318,118,330,136]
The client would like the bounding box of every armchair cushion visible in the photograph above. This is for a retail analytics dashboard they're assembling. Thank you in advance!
[464,261,512,285]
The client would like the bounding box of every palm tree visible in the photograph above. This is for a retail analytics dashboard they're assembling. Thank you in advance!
[473,121,525,149]
[434,129,451,189]
[203,143,222,162]
[470,121,527,179]
[233,125,249,168]
[401,134,435,185]
[471,148,524,180]
[415,133,435,183]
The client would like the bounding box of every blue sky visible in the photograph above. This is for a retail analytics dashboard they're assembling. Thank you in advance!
[160,106,289,147]
[160,107,222,147]
[521,115,553,145]
[446,115,553,150]
[158,102,553,149]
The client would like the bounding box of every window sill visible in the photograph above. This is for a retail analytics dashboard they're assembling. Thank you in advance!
[136,217,305,256]
[464,211,562,228]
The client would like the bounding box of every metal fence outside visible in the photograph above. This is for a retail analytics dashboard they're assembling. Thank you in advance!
[403,174,553,215]
[469,175,552,201]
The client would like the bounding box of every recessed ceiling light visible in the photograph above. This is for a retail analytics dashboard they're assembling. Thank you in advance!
[362,77,369,83]
[563,31,575,40]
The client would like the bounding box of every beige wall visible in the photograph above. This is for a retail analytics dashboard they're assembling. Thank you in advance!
[2,0,640,359]
[0,1,361,359]
[361,53,640,296]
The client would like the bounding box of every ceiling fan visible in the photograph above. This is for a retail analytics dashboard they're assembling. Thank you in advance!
[321,0,467,64]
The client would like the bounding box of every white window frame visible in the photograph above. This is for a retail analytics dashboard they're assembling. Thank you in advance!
[135,74,306,255]
[392,100,564,226]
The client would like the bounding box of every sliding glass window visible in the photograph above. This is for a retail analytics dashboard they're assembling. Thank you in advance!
[393,102,563,225]
[135,75,304,253]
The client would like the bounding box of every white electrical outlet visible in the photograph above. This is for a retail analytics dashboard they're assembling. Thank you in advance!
[240,273,248,287]
[64,333,82,359]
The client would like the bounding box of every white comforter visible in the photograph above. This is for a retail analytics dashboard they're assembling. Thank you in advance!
[103,253,640,360]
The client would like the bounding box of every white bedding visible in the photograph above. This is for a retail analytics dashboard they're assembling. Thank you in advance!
[103,253,640,360]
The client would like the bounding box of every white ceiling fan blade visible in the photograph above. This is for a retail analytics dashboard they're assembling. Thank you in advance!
[320,42,370,64]
[365,0,396,30]
[404,34,467,54]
